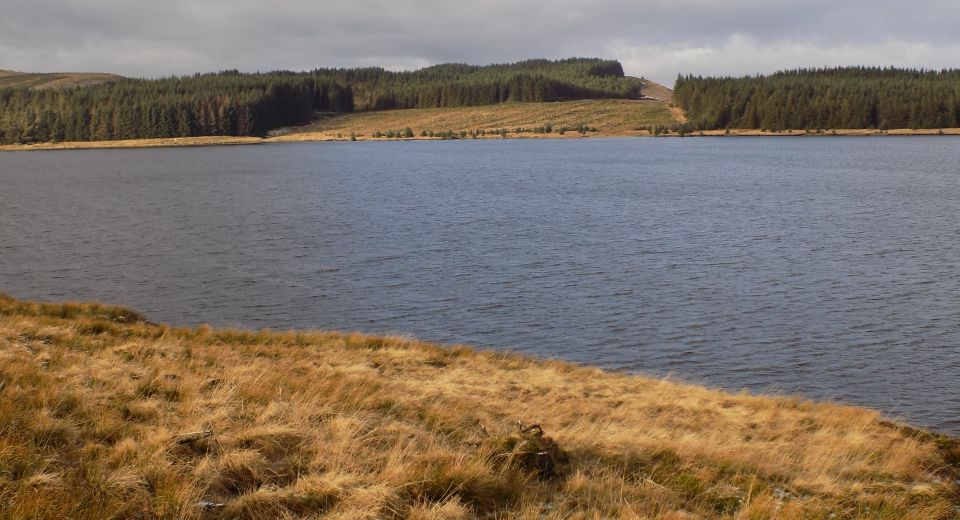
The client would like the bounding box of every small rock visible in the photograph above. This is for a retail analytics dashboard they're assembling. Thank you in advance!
[197,500,225,510]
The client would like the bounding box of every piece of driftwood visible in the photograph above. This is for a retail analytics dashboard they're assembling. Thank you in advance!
[176,427,214,445]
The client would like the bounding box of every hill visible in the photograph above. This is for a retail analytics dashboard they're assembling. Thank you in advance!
[0,93,682,151]
[1,293,957,519]
[0,70,122,90]
[272,97,678,142]
[0,58,649,146]
[319,58,645,111]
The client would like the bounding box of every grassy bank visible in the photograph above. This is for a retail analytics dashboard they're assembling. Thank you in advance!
[271,99,678,142]
[0,136,263,152]
[3,122,958,153]
[1,294,957,519]
[0,99,680,152]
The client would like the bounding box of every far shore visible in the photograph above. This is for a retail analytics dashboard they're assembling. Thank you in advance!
[0,135,264,152]
[5,99,959,152]
[698,128,960,137]
[3,126,959,152]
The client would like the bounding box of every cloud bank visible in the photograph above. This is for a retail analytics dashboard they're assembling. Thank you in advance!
[2,0,959,84]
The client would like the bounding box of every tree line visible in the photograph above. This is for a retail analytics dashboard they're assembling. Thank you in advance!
[0,72,352,144]
[316,58,643,110]
[674,67,960,131]
[0,58,642,144]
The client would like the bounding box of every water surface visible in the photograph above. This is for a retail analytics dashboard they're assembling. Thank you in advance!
[2,137,958,432]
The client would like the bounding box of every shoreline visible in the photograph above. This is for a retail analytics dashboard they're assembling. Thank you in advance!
[1,293,959,517]
[3,127,959,152]
[697,128,960,137]
[0,135,264,152]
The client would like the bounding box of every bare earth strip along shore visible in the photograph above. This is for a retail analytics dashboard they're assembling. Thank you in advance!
[1,294,958,519]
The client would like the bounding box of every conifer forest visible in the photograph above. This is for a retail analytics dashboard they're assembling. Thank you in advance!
[674,67,960,131]
[0,59,642,144]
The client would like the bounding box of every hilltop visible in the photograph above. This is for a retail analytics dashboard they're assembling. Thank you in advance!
[0,96,682,151]
[0,70,123,90]
[1,294,957,519]
[6,63,960,148]
[0,58,653,146]
[0,61,684,150]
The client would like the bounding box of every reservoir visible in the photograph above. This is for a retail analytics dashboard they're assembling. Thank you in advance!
[2,137,958,433]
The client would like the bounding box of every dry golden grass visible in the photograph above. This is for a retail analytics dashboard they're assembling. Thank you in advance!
[635,80,674,104]
[0,100,677,152]
[4,125,958,153]
[272,100,679,142]
[0,70,123,90]
[0,136,264,152]
[1,294,958,519]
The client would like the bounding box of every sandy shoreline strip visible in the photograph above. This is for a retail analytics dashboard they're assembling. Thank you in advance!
[2,127,959,152]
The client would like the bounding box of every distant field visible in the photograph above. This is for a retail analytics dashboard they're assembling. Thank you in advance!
[0,99,682,151]
[0,70,122,90]
[275,99,681,142]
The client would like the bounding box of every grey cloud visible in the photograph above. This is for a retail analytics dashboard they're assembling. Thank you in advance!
[1,0,959,84]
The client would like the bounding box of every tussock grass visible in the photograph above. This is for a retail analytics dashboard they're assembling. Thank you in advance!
[0,293,957,519]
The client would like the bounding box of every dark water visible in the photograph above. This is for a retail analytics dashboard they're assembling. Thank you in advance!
[2,138,959,433]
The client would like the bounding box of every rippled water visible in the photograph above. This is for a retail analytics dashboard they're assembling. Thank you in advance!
[2,137,959,432]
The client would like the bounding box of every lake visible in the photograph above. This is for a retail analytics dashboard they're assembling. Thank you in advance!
[2,137,958,433]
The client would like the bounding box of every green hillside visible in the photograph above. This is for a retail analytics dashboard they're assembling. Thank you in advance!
[0,58,645,145]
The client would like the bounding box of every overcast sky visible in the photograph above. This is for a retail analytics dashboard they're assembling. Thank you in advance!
[2,0,959,85]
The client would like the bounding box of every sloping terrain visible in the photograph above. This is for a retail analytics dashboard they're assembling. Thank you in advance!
[1,294,957,519]
[275,98,679,142]
[0,70,123,90]
[638,78,674,102]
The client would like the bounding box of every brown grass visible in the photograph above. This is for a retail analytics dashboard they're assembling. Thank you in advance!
[0,70,123,90]
[1,293,958,519]
[636,79,674,104]
[0,136,264,152]
[4,124,957,153]
[0,99,678,152]
[272,99,679,142]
